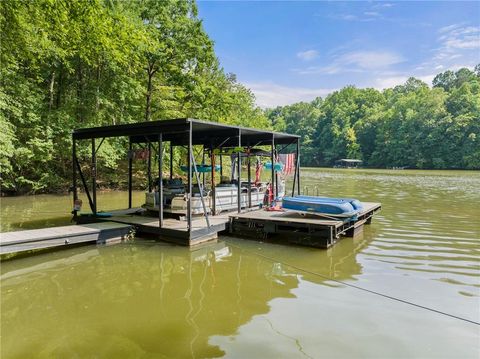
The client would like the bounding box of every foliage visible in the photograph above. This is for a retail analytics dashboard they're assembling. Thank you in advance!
[1,0,478,195]
[267,67,480,169]
[0,0,268,194]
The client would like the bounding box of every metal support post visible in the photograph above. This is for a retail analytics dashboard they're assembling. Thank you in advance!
[211,145,216,215]
[147,142,152,192]
[91,138,97,214]
[72,138,78,217]
[187,123,192,235]
[128,138,133,209]
[237,130,241,213]
[297,139,301,195]
[220,154,223,178]
[247,148,251,208]
[271,135,275,202]
[169,141,173,180]
[158,133,163,228]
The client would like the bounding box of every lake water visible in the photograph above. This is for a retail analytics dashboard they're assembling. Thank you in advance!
[1,168,479,358]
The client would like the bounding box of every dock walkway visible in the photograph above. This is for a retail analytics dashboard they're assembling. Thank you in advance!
[89,208,230,246]
[1,222,132,257]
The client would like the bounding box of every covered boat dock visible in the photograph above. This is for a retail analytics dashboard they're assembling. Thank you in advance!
[72,118,301,245]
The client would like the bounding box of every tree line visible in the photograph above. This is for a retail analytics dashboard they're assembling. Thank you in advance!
[1,0,478,195]
[267,66,480,170]
[1,0,267,194]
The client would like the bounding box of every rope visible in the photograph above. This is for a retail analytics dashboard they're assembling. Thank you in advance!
[227,240,480,326]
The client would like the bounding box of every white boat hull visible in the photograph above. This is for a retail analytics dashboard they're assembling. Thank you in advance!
[145,186,265,214]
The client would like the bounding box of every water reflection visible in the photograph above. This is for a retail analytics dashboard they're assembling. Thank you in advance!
[300,168,480,322]
[2,169,480,358]
[0,242,289,357]
[0,229,378,359]
[0,191,145,232]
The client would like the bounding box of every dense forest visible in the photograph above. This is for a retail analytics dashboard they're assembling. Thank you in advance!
[0,0,267,194]
[268,66,480,169]
[1,0,479,195]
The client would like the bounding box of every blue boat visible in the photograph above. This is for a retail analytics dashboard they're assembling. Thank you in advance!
[295,195,363,211]
[282,195,362,218]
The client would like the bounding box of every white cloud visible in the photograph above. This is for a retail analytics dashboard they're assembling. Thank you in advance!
[374,74,436,89]
[434,24,480,63]
[334,14,358,21]
[297,50,319,61]
[341,50,404,69]
[244,82,335,108]
[374,75,409,89]
[330,8,386,22]
[373,3,394,9]
[438,24,462,34]
[439,25,480,50]
[426,24,480,73]
[294,64,345,75]
[295,50,404,75]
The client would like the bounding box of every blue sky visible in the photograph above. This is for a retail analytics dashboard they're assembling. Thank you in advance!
[197,1,480,108]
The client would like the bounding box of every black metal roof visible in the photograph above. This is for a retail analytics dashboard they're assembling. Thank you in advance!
[73,118,299,147]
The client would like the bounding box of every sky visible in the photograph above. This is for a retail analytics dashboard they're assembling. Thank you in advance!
[197,1,480,108]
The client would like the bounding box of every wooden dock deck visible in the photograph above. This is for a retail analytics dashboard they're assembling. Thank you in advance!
[228,202,381,248]
[1,222,133,258]
[87,208,230,246]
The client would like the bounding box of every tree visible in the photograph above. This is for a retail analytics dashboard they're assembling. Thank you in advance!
[0,0,269,194]
[433,70,456,91]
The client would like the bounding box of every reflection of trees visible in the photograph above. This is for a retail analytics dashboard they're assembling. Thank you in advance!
[1,235,370,358]
[1,242,296,358]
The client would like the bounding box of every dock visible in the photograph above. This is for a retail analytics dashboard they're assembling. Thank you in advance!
[0,222,133,258]
[84,208,230,246]
[228,202,381,248]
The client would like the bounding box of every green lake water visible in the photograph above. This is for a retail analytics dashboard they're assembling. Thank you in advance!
[1,168,479,358]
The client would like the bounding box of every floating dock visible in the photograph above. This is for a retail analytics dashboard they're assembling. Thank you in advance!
[0,119,383,258]
[0,222,132,258]
[78,202,381,248]
[1,202,380,257]
[79,208,230,246]
[228,202,381,248]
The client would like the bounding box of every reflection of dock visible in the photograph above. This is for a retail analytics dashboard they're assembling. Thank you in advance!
[229,202,381,248]
[0,222,132,257]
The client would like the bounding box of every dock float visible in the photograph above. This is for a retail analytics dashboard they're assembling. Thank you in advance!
[228,202,381,248]
[0,222,133,258]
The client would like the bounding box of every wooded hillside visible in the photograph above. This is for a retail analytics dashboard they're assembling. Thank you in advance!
[1,0,268,194]
[1,0,478,195]
[268,67,480,169]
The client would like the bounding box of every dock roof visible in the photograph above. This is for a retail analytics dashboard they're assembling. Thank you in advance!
[73,118,299,147]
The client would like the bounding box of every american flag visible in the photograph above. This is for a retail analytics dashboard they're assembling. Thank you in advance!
[255,159,262,184]
[278,153,295,175]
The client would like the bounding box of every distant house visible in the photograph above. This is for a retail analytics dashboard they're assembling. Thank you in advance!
[334,159,363,168]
